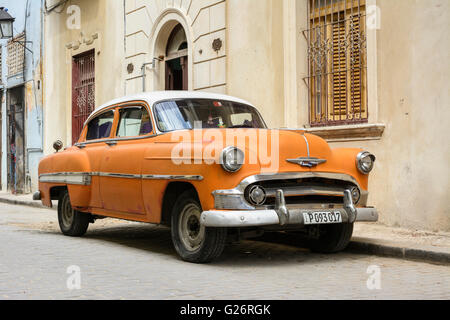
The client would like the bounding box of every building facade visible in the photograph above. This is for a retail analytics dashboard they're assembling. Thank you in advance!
[0,1,44,194]
[43,0,449,231]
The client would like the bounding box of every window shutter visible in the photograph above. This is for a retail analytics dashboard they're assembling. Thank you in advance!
[348,13,367,119]
[329,20,347,118]
[307,0,367,126]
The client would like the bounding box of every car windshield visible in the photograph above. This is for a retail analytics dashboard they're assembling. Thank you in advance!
[154,99,267,132]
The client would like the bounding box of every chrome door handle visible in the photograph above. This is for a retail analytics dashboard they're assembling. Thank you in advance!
[105,141,117,147]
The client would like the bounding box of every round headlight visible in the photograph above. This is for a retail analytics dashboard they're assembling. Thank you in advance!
[221,147,244,172]
[356,151,376,174]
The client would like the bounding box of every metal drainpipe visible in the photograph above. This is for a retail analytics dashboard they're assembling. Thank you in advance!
[141,62,154,92]
[141,58,163,92]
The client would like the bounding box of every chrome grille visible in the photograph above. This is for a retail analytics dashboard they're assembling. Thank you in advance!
[244,178,357,206]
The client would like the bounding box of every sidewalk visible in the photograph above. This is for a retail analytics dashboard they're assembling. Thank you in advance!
[0,191,56,209]
[350,223,450,264]
[0,191,449,264]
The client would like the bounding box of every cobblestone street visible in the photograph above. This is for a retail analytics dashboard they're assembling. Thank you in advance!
[0,202,448,300]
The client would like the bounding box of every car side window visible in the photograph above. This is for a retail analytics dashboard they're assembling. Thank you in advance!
[86,110,115,141]
[116,106,153,137]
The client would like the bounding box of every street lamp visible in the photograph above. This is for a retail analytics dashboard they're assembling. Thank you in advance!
[0,7,15,39]
[0,7,32,54]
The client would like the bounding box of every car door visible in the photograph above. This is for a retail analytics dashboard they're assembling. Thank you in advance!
[80,108,116,209]
[99,103,155,215]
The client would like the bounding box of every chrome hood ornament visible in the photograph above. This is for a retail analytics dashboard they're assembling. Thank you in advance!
[286,157,327,168]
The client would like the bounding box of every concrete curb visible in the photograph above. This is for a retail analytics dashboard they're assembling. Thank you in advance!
[347,240,450,265]
[254,232,450,265]
[0,197,55,210]
[1,196,449,265]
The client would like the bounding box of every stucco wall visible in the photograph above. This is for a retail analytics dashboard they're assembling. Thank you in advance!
[326,0,450,231]
[227,0,286,128]
[0,0,44,192]
[226,0,450,231]
[43,0,125,154]
[124,0,227,95]
[42,0,449,231]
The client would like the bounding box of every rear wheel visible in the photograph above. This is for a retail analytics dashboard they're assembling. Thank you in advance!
[58,190,90,237]
[308,223,354,253]
[170,190,227,263]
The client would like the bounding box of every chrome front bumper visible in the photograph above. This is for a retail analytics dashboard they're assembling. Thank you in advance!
[201,189,378,227]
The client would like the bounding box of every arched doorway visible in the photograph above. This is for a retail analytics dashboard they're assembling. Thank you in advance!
[165,24,188,90]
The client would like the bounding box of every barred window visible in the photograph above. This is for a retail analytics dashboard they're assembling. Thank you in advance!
[306,0,367,126]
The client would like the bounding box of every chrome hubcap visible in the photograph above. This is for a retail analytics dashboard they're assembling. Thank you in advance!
[178,203,205,252]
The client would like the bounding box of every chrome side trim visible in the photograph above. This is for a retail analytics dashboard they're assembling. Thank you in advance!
[97,172,141,179]
[142,175,204,181]
[94,172,203,181]
[39,172,92,185]
[39,172,203,184]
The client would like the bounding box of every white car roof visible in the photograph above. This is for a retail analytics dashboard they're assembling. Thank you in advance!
[85,91,255,125]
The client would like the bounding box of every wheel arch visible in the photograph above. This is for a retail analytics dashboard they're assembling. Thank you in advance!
[161,181,199,226]
[50,185,68,200]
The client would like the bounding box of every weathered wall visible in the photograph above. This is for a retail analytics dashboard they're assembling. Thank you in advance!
[0,0,44,192]
[42,0,449,231]
[325,0,450,231]
[43,0,125,155]
[226,0,450,231]
[226,0,286,128]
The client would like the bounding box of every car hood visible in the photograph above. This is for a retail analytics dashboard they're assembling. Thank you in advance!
[155,128,333,172]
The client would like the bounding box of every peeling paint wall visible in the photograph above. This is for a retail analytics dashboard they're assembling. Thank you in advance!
[43,0,125,155]
[0,0,44,193]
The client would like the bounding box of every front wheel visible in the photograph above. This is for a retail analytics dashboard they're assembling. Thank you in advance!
[308,223,354,253]
[58,190,90,237]
[170,190,227,263]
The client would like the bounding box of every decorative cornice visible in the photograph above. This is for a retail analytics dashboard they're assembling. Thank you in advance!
[65,32,99,50]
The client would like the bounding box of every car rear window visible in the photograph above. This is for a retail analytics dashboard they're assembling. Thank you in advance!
[86,110,115,141]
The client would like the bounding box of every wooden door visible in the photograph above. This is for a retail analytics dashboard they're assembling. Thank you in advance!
[165,56,188,90]
[7,102,25,194]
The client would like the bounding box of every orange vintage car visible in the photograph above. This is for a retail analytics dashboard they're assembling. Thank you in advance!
[35,91,378,263]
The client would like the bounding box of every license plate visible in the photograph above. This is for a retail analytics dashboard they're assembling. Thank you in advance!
[303,211,342,225]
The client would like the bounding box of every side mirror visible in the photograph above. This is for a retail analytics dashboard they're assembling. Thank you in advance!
[53,140,63,153]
